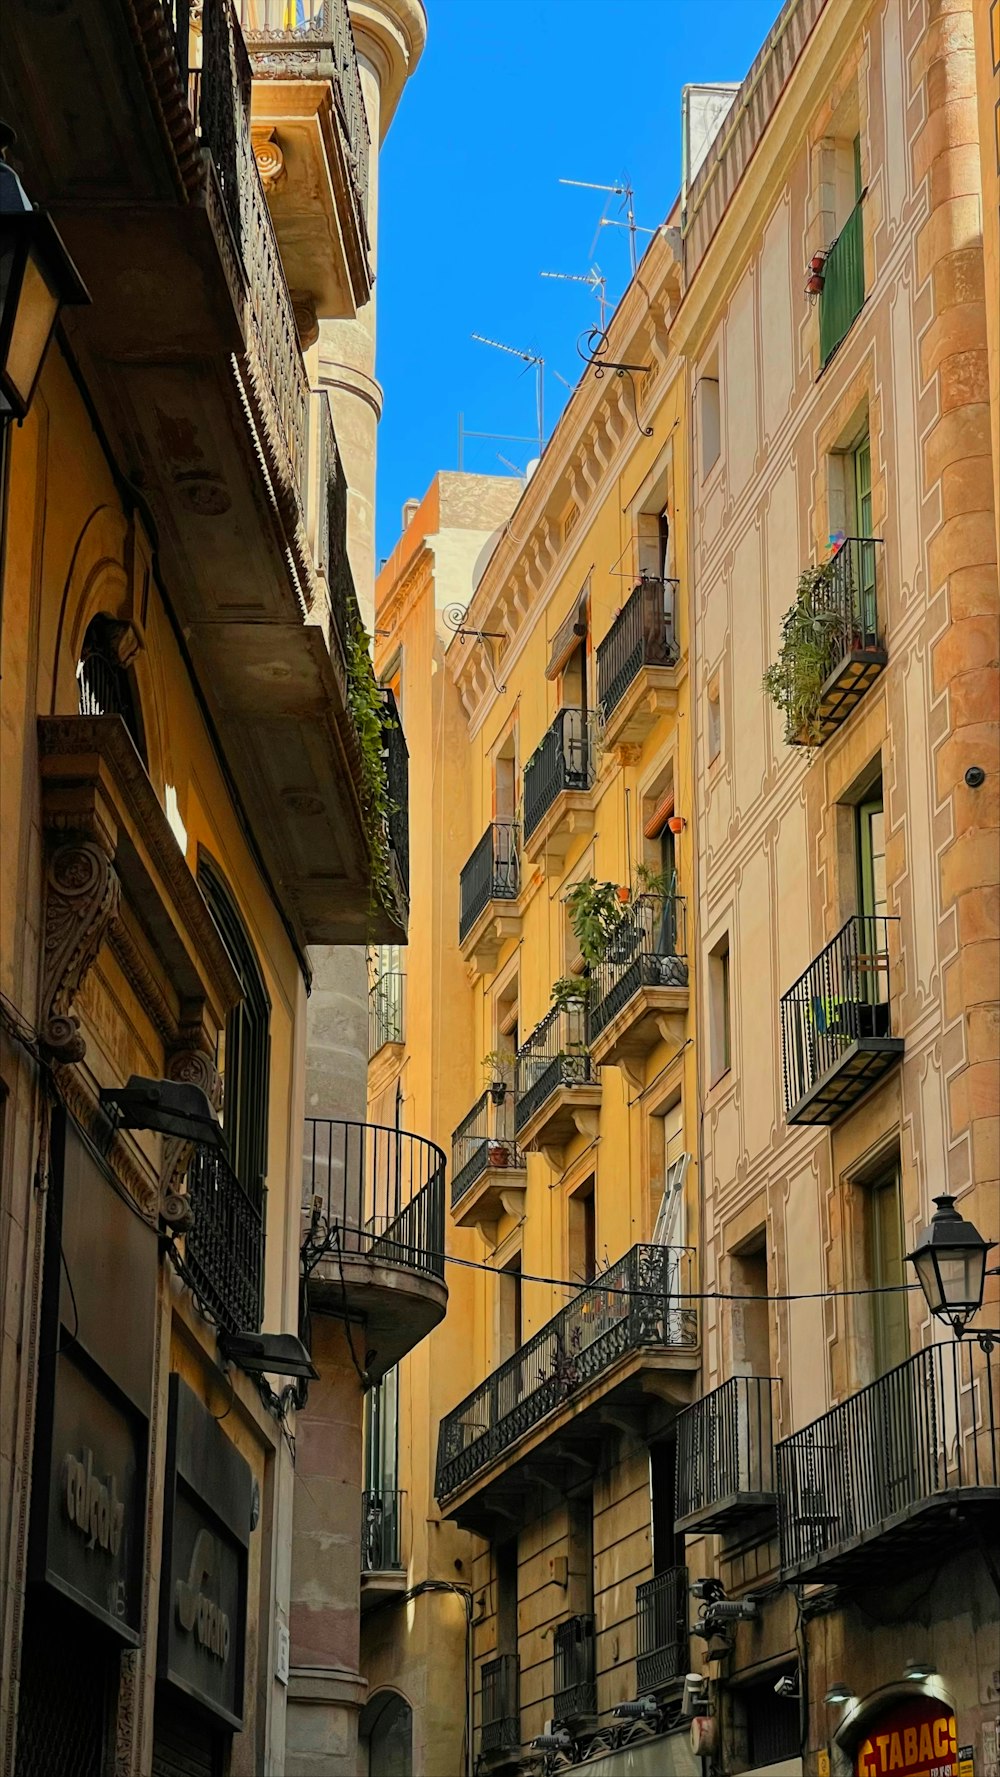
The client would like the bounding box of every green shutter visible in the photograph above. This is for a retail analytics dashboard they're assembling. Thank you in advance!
[820,138,866,364]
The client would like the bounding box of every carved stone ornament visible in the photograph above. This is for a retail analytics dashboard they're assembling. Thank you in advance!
[160,1046,223,1232]
[252,125,285,189]
[40,839,121,1063]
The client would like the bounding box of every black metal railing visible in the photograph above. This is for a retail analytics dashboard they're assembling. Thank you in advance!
[318,396,362,667]
[481,1654,520,1756]
[523,707,592,840]
[369,970,404,1055]
[361,1488,404,1572]
[773,537,885,745]
[589,896,688,1042]
[780,914,900,1120]
[186,1148,266,1334]
[675,1377,776,1530]
[436,1246,696,1500]
[553,1615,597,1721]
[381,689,409,901]
[452,1089,525,1208]
[636,1565,688,1694]
[303,1118,445,1280]
[777,1341,999,1577]
[597,576,680,718]
[514,1001,593,1135]
[459,822,520,941]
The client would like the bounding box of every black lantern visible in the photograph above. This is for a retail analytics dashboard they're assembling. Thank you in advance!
[906,1194,994,1336]
[0,127,89,423]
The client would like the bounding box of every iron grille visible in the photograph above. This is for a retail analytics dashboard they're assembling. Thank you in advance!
[318,398,362,669]
[775,537,885,745]
[635,1565,688,1694]
[436,1246,696,1500]
[777,1340,999,1581]
[15,1589,118,1777]
[553,1615,596,1721]
[780,914,902,1124]
[514,1001,593,1135]
[459,822,520,941]
[597,576,680,717]
[481,1654,520,1755]
[675,1377,777,1532]
[361,1488,405,1572]
[589,895,688,1042]
[186,1147,266,1334]
[382,689,409,901]
[820,199,864,363]
[303,1118,446,1280]
[740,1674,802,1768]
[197,854,271,1199]
[76,616,146,762]
[523,707,591,839]
[451,1088,524,1208]
[369,969,405,1055]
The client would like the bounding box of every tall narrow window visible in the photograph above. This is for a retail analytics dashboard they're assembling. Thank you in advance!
[197,855,271,1193]
[856,775,888,1011]
[649,1439,683,1574]
[853,432,876,634]
[709,934,732,1083]
[867,1163,908,1375]
[699,350,721,478]
[568,1177,597,1284]
[499,1255,522,1362]
[819,132,865,364]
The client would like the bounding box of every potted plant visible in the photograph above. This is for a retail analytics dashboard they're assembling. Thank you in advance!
[487,1138,511,1168]
[565,878,632,968]
[481,1050,513,1106]
[762,558,843,745]
[551,975,591,1013]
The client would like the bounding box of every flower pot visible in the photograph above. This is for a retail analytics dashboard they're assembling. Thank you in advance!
[487,1141,509,1169]
[616,885,630,903]
[667,815,685,835]
[488,1079,507,1108]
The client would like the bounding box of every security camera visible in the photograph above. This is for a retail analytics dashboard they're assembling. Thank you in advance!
[532,1729,573,1752]
[691,1576,726,1603]
[682,1674,710,1718]
[774,1674,799,1699]
[706,1599,759,1624]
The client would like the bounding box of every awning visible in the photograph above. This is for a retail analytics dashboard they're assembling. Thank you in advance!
[580,1729,700,1777]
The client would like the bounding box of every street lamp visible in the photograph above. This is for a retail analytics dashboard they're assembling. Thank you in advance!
[0,125,89,423]
[906,1194,995,1338]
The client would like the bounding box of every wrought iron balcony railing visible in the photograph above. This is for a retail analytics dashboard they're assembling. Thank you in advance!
[636,1565,688,1694]
[481,1654,520,1756]
[186,1147,266,1335]
[780,914,902,1124]
[777,1341,998,1582]
[675,1377,777,1533]
[369,970,404,1056]
[523,707,592,840]
[459,822,520,941]
[514,1001,593,1136]
[318,397,363,666]
[361,1488,404,1572]
[597,576,680,718]
[820,199,864,364]
[381,689,409,901]
[589,895,688,1043]
[553,1615,597,1722]
[303,1118,445,1280]
[452,1089,525,1208]
[436,1246,696,1501]
[775,537,885,745]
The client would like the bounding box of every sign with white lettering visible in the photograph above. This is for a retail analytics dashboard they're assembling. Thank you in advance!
[856,1701,959,1777]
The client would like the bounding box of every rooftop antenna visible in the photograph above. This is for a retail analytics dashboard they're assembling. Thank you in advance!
[540,265,610,331]
[471,333,544,459]
[560,175,644,276]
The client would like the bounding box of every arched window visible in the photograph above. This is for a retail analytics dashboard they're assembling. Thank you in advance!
[197,854,271,1195]
[76,615,146,762]
[360,1691,413,1777]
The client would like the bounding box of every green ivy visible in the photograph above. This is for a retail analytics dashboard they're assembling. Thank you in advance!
[762,560,843,746]
[345,617,397,916]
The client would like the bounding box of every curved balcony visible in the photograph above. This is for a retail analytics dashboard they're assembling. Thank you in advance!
[303,1118,447,1379]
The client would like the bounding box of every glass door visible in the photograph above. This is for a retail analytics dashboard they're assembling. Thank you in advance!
[856,784,887,1014]
[853,432,876,637]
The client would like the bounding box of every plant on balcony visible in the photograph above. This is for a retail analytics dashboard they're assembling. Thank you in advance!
[346,617,397,912]
[762,559,843,745]
[482,1051,514,1106]
[551,975,591,1013]
[566,877,633,968]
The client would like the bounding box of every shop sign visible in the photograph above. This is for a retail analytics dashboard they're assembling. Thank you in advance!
[160,1376,254,1729]
[856,1699,959,1777]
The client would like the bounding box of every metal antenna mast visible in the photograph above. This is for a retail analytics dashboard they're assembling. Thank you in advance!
[559,176,649,276]
[471,333,545,459]
[540,265,610,331]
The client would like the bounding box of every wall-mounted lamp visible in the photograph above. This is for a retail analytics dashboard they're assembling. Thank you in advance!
[824,1683,856,1708]
[220,1330,319,1381]
[0,124,89,423]
[906,1194,997,1342]
[100,1075,224,1149]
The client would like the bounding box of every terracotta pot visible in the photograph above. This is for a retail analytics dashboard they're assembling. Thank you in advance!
[488,1142,509,1169]
[667,815,685,835]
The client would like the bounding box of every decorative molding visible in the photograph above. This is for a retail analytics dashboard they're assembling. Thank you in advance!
[54,1065,159,1221]
[40,839,121,1064]
[160,1045,223,1230]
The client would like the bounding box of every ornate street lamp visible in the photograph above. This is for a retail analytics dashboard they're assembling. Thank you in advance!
[906,1194,996,1338]
[0,125,89,423]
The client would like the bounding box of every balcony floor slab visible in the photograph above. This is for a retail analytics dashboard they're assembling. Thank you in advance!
[515,1084,602,1168]
[452,1167,528,1238]
[780,1485,1000,1586]
[602,663,682,750]
[591,984,689,1088]
[787,1037,904,1125]
[310,1256,447,1382]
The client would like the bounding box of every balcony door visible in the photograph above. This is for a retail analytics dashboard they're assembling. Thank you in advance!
[856,779,889,1019]
[853,432,877,636]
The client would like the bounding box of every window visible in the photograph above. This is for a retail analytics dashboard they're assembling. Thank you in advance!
[369,943,404,1054]
[707,676,722,763]
[699,350,721,478]
[866,1162,908,1375]
[76,614,146,763]
[637,504,670,583]
[819,132,865,364]
[365,1367,399,1495]
[568,1177,596,1285]
[197,855,271,1192]
[853,431,877,632]
[649,1439,683,1574]
[495,734,517,823]
[499,1254,522,1362]
[496,1538,518,1656]
[729,1232,772,1376]
[856,778,886,925]
[709,933,732,1083]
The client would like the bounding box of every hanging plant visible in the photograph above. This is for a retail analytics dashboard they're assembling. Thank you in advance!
[345,617,397,913]
[762,559,843,746]
[565,877,632,968]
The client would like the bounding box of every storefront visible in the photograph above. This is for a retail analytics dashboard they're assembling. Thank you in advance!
[15,1114,157,1777]
[152,1374,255,1777]
[833,1681,962,1777]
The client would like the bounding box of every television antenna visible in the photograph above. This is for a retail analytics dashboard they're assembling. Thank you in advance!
[559,175,653,277]
[471,333,545,458]
[540,265,610,331]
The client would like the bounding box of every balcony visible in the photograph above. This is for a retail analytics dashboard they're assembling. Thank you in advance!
[451,1089,527,1237]
[589,896,689,1088]
[360,1488,406,1612]
[303,1118,448,1379]
[780,915,903,1125]
[777,1341,999,1584]
[820,199,865,365]
[237,0,372,328]
[675,1377,777,1535]
[514,1002,601,1167]
[435,1245,697,1530]
[183,1145,265,1338]
[382,688,410,927]
[636,1566,688,1694]
[1,1,386,949]
[553,1615,597,1724]
[368,969,404,1058]
[772,538,886,747]
[597,577,682,748]
[459,822,521,974]
[481,1654,520,1762]
[522,709,595,869]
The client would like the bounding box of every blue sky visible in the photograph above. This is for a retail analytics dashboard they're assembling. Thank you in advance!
[373,0,779,563]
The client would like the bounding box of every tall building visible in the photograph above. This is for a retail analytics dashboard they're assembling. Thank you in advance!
[0,2,431,1774]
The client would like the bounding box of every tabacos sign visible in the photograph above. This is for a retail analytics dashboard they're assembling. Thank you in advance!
[856,1700,959,1777]
[175,1529,231,1663]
